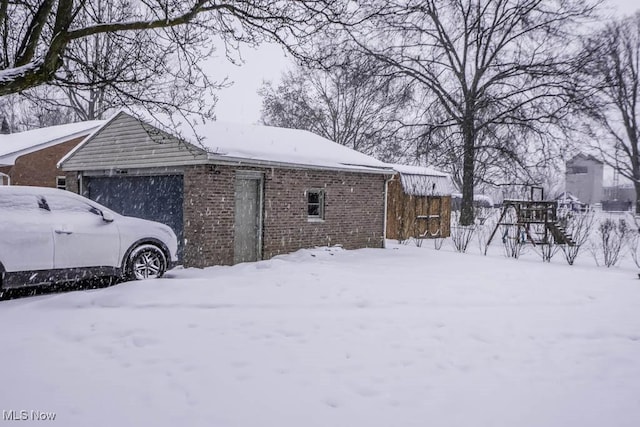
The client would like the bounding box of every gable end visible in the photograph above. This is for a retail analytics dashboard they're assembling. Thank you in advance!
[60,112,207,171]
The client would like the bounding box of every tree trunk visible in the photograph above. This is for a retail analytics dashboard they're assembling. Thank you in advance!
[635,180,640,216]
[629,134,640,215]
[460,119,475,226]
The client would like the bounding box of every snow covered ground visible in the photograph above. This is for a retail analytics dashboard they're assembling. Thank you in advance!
[1,242,639,427]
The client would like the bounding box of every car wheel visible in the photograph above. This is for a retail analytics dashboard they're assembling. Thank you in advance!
[126,244,167,280]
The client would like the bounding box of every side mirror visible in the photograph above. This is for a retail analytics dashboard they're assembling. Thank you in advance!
[101,210,115,223]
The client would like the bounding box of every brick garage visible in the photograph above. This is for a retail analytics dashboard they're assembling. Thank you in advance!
[183,165,386,267]
[60,112,393,268]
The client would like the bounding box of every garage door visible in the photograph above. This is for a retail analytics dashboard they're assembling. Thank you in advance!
[85,175,184,261]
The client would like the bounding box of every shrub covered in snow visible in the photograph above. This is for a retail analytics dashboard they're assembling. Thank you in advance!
[559,211,596,266]
[591,218,631,267]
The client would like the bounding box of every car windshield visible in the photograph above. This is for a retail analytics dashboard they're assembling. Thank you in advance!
[44,194,103,215]
[0,194,40,211]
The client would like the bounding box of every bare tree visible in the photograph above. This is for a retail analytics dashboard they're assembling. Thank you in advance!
[15,0,223,123]
[576,12,640,213]
[0,89,74,130]
[259,57,412,159]
[332,0,597,225]
[0,0,347,121]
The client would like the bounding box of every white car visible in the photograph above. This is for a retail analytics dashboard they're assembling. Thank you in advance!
[0,186,178,297]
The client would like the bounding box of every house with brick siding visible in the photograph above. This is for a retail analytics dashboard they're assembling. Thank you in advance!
[0,121,103,187]
[58,111,395,268]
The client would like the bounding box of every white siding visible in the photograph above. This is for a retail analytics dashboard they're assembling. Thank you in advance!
[61,112,207,171]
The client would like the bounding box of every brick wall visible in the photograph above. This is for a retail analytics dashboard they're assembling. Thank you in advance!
[183,165,235,268]
[65,171,79,193]
[183,164,387,268]
[3,137,84,188]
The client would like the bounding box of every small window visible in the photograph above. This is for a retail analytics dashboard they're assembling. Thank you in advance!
[569,166,588,174]
[307,189,325,220]
[56,176,67,190]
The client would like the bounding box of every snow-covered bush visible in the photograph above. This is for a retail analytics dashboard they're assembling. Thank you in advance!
[396,231,410,245]
[533,237,560,263]
[451,225,475,252]
[559,211,595,266]
[591,217,631,267]
[450,211,475,253]
[501,224,526,259]
[476,209,499,255]
[623,214,640,270]
[628,233,640,268]
[433,237,445,250]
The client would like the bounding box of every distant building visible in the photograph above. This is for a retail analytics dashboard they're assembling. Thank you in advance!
[604,184,635,202]
[603,184,635,211]
[565,154,603,205]
[555,191,584,212]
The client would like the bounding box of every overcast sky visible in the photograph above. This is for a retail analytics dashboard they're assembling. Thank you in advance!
[211,0,640,125]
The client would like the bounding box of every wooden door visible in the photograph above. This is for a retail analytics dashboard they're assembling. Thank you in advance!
[234,174,263,264]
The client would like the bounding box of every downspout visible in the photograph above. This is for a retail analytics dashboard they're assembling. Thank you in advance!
[78,172,83,195]
[383,173,396,248]
[0,172,9,185]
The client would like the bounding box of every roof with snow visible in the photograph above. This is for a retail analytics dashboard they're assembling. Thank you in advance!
[0,120,104,166]
[567,153,603,165]
[59,111,394,174]
[190,121,393,173]
[390,163,453,196]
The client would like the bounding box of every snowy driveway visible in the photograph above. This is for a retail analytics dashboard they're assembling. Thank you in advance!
[1,244,639,427]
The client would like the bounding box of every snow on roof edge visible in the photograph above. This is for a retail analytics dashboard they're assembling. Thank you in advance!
[183,118,394,173]
[1,120,104,166]
[58,111,395,174]
[204,153,395,175]
[390,163,449,177]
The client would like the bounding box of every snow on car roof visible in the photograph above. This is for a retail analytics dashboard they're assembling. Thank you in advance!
[0,185,92,202]
[0,185,117,214]
[190,121,393,172]
[0,185,67,195]
[0,120,104,166]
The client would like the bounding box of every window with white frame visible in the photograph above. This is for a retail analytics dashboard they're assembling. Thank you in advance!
[56,176,67,190]
[307,189,325,220]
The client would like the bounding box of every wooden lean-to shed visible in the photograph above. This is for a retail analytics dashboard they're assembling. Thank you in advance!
[386,164,454,240]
